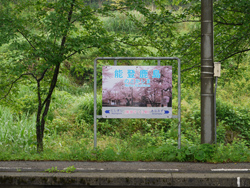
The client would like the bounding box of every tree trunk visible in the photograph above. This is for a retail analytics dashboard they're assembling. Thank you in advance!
[36,118,43,153]
[35,0,74,153]
[36,64,61,152]
[36,127,43,153]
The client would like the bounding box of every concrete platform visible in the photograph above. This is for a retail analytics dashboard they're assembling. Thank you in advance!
[0,162,250,187]
[1,172,250,187]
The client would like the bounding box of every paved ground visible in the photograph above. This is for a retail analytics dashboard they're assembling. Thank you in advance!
[0,161,250,173]
[0,162,250,187]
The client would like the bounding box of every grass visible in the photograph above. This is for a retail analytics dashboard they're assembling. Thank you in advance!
[45,165,76,173]
[1,58,250,162]
[0,106,36,155]
[1,82,250,162]
[0,7,250,162]
[1,128,250,162]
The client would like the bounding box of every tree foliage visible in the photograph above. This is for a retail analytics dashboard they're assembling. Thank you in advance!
[1,0,250,152]
[0,0,112,152]
[174,0,250,83]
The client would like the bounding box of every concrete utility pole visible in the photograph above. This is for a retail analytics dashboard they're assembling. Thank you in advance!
[201,0,215,144]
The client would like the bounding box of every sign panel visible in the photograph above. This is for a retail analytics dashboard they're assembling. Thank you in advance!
[102,66,172,118]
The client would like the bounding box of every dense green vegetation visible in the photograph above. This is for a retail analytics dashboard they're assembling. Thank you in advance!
[0,0,250,162]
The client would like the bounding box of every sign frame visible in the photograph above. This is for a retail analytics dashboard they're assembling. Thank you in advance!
[94,57,181,149]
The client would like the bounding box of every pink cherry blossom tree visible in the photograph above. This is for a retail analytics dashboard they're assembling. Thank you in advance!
[102,66,172,107]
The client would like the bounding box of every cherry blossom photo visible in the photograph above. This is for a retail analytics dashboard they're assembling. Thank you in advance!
[102,66,172,108]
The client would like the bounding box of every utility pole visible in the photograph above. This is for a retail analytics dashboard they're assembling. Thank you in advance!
[201,0,215,144]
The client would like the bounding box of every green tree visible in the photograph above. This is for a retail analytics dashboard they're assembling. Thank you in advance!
[174,0,250,82]
[108,0,178,57]
[0,0,112,152]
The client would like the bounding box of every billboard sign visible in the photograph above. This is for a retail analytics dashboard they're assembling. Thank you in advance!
[102,66,172,118]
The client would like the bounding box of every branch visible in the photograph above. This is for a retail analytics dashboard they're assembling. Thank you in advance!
[215,20,243,26]
[41,64,60,108]
[71,19,77,24]
[174,19,200,24]
[181,52,199,65]
[214,36,241,46]
[1,73,36,100]
[65,51,78,59]
[37,68,48,82]
[181,63,200,72]
[215,13,243,26]
[220,48,250,62]
[181,35,200,57]
[42,1,76,107]
[64,45,96,60]
[216,14,227,24]
[222,7,250,15]
[216,38,241,56]
[60,0,75,51]
[17,29,37,50]
[17,29,49,62]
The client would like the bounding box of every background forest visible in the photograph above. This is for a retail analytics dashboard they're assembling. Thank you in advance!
[0,0,250,162]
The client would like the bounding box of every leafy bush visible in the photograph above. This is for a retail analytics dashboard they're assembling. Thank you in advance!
[46,117,73,135]
[74,93,102,125]
[57,75,91,95]
[216,125,226,144]
[9,84,38,114]
[70,64,94,85]
[69,59,105,86]
[213,140,250,162]
[216,99,250,144]
[101,11,144,34]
